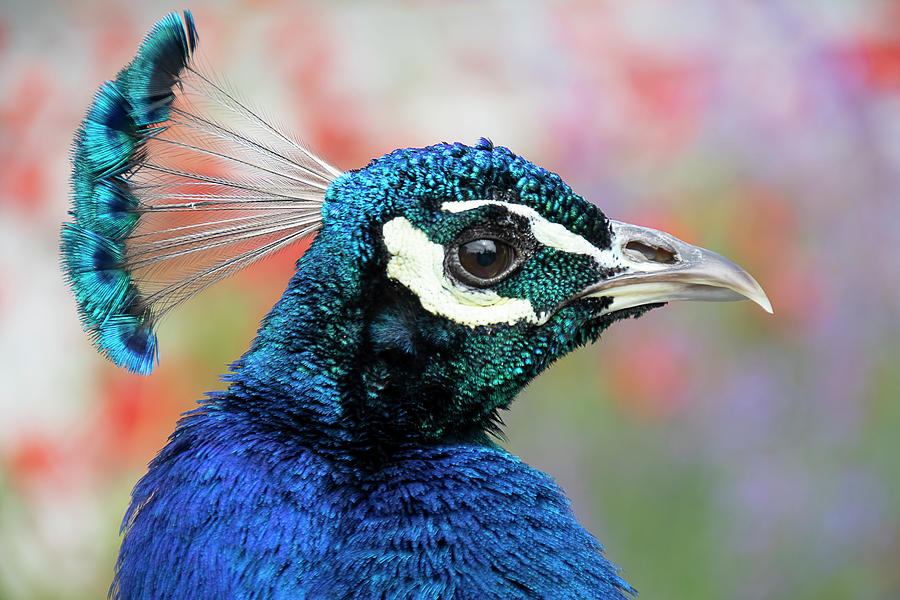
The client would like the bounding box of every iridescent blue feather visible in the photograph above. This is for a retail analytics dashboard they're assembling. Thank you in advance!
[77,83,138,177]
[61,11,333,374]
[61,11,196,374]
[114,12,198,127]
[72,178,140,239]
[60,224,132,321]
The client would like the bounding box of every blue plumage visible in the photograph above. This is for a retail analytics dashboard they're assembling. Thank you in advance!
[77,83,137,176]
[112,209,633,598]
[63,12,772,599]
[72,178,140,239]
[60,225,129,319]
[115,415,630,599]
[113,11,197,126]
[61,11,197,374]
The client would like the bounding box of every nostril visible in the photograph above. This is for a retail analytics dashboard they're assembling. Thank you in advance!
[624,241,677,264]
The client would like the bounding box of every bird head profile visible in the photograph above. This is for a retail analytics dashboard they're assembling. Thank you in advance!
[61,11,771,599]
[292,139,771,450]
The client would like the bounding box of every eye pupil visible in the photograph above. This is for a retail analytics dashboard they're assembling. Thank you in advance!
[471,240,497,267]
[477,251,495,267]
[458,239,512,281]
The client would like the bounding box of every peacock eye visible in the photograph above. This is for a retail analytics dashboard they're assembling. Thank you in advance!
[451,238,516,287]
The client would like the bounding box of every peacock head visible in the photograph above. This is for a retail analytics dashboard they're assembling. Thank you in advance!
[62,12,771,447]
[277,138,772,443]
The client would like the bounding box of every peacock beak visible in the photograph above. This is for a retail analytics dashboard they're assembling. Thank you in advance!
[582,220,773,315]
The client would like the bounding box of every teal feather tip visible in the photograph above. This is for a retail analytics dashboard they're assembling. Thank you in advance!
[61,10,335,374]
[73,178,140,239]
[115,11,198,126]
[61,11,195,374]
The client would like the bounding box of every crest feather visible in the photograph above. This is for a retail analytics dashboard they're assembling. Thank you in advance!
[61,11,337,373]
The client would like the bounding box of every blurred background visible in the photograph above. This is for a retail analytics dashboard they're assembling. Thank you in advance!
[1,0,899,598]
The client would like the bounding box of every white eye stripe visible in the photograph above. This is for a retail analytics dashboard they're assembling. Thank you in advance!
[382,217,547,327]
[440,200,624,268]
[382,201,624,328]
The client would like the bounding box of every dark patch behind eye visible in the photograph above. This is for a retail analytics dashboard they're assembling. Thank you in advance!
[412,201,533,248]
[451,207,535,249]
[439,204,541,289]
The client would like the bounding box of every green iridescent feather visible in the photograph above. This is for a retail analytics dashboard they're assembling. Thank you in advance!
[60,11,197,374]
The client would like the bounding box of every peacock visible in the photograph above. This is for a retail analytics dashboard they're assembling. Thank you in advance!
[61,12,772,599]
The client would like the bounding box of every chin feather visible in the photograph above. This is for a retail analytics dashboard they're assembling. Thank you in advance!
[61,11,337,374]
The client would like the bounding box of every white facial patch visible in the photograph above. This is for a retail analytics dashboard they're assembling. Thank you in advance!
[441,200,624,270]
[383,217,547,327]
[383,201,630,327]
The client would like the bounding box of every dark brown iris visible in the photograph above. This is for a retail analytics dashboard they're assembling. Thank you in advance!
[458,239,513,280]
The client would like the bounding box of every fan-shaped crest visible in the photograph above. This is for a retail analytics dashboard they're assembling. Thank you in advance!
[61,11,339,373]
